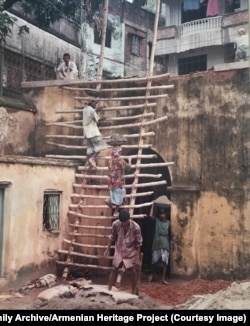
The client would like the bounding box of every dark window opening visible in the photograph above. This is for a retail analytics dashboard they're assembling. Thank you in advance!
[182,0,208,23]
[148,41,152,59]
[225,0,240,13]
[155,55,169,73]
[43,192,60,231]
[224,43,235,63]
[130,34,141,56]
[94,26,112,48]
[178,55,207,75]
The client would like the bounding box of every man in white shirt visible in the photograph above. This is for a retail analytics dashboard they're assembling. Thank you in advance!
[234,28,249,62]
[55,53,78,80]
[82,98,107,169]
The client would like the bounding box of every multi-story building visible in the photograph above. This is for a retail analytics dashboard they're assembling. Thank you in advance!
[155,0,249,75]
[1,0,155,97]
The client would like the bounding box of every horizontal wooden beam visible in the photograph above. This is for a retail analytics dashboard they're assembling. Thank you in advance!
[71,190,154,199]
[56,103,157,113]
[56,260,112,271]
[63,84,174,92]
[75,93,168,101]
[68,210,146,219]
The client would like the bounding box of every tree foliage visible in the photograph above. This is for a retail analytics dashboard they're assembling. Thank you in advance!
[0,0,148,43]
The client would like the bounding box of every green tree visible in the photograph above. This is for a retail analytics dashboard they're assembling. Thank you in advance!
[0,0,147,43]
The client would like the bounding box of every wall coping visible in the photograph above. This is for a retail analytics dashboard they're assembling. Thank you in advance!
[0,155,78,167]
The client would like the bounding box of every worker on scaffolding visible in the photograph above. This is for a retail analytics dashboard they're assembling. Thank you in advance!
[82,97,107,169]
[104,209,142,295]
[105,134,131,217]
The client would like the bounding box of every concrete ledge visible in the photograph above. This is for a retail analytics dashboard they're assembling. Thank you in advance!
[0,155,78,167]
[214,61,249,71]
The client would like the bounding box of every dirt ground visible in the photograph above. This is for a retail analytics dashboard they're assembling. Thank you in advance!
[1,270,250,310]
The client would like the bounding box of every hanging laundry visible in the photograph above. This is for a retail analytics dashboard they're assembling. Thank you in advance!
[183,0,200,11]
[206,0,219,17]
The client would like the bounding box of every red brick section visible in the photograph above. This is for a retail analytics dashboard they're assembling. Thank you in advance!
[222,9,248,28]
[157,26,178,40]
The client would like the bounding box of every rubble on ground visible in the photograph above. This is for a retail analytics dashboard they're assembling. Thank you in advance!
[174,281,250,310]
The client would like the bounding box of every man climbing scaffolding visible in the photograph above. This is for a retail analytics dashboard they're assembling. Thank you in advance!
[105,134,131,217]
[82,97,107,169]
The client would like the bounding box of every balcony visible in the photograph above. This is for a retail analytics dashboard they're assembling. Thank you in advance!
[179,16,222,35]
[156,16,223,55]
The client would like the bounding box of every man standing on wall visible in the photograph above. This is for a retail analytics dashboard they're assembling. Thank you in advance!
[234,28,249,62]
[55,53,78,80]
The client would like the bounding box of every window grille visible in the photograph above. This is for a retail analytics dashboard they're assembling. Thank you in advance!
[130,34,140,56]
[3,48,55,95]
[178,55,207,75]
[43,192,61,231]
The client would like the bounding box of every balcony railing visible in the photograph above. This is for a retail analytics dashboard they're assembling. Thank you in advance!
[179,16,222,35]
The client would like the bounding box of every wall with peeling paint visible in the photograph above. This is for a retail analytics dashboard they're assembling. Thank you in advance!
[0,157,76,283]
[1,68,249,281]
[151,69,250,279]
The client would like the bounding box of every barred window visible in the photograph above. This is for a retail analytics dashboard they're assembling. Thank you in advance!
[43,191,61,232]
[130,34,141,56]
[178,55,207,75]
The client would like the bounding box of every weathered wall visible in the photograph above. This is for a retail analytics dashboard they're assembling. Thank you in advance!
[1,68,249,281]
[0,157,76,284]
[0,105,35,156]
[151,69,250,279]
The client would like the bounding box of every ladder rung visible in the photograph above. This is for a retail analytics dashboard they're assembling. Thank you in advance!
[58,250,111,260]
[56,261,113,271]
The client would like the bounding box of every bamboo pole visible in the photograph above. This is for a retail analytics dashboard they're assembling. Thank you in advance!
[68,211,146,219]
[56,261,113,271]
[63,84,174,92]
[109,112,154,121]
[67,224,112,230]
[75,173,162,179]
[96,0,109,88]
[69,201,154,209]
[49,72,170,86]
[63,239,114,249]
[46,115,167,131]
[58,250,110,260]
[72,179,167,189]
[100,116,168,129]
[75,93,168,101]
[129,0,161,217]
[56,103,157,113]
[46,131,155,139]
[71,190,154,199]
[46,135,85,139]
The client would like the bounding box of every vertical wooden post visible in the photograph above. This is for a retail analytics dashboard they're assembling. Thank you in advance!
[0,43,3,97]
[97,0,109,90]
[128,0,161,217]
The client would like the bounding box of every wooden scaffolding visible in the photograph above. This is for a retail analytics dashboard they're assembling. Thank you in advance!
[45,0,175,280]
